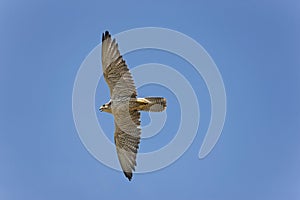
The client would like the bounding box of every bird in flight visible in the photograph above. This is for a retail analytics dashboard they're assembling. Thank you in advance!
[100,31,167,181]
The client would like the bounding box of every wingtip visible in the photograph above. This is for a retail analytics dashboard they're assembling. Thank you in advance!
[124,172,133,181]
[102,30,111,42]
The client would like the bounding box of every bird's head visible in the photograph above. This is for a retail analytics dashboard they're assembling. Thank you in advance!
[99,102,112,113]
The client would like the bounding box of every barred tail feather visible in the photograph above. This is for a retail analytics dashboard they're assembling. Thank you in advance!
[140,97,167,112]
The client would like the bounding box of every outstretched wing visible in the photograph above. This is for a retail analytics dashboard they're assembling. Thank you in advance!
[101,31,137,99]
[114,109,141,181]
[102,31,141,180]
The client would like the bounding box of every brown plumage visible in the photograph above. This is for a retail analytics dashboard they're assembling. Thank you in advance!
[100,31,167,181]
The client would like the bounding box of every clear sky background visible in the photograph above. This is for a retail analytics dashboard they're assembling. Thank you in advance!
[1,1,300,200]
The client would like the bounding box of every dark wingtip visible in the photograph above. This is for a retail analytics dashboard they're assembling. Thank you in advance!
[102,30,111,42]
[124,172,133,181]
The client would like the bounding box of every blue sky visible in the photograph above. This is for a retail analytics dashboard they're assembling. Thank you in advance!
[1,0,300,200]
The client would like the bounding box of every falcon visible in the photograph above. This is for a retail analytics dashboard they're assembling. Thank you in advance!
[99,31,167,181]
